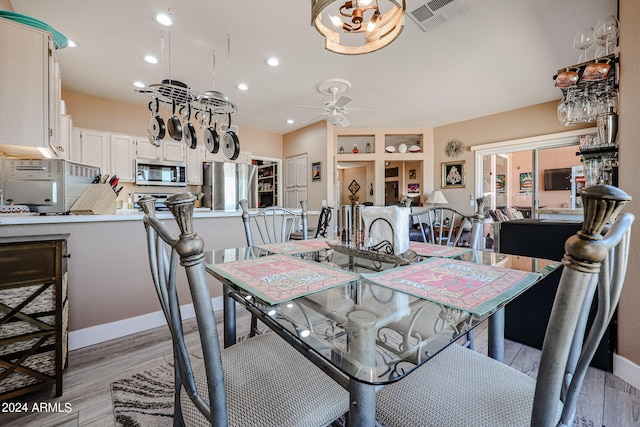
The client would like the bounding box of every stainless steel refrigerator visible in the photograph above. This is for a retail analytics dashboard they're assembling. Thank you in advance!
[202,162,257,211]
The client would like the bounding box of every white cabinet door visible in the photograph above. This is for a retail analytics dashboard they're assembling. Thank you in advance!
[55,114,72,160]
[285,156,296,188]
[295,154,308,187]
[136,137,161,160]
[0,19,54,152]
[186,146,203,185]
[79,129,110,173]
[162,141,186,162]
[284,154,308,208]
[110,134,136,182]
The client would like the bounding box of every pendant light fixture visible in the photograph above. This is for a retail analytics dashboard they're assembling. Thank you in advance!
[311,0,406,55]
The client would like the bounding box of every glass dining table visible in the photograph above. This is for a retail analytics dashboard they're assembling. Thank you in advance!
[205,239,561,427]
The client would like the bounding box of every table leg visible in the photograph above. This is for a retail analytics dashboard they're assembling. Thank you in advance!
[488,307,504,362]
[346,310,377,426]
[223,285,236,348]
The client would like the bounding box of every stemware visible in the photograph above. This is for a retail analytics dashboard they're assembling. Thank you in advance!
[573,27,595,63]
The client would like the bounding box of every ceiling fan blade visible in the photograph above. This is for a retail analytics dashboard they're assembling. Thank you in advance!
[338,116,351,127]
[345,107,377,115]
[334,96,352,109]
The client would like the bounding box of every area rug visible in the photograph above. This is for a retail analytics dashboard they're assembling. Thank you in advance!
[111,364,175,427]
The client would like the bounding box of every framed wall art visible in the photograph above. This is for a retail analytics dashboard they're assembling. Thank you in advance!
[407,183,420,194]
[441,161,465,189]
[519,172,533,191]
[312,161,322,182]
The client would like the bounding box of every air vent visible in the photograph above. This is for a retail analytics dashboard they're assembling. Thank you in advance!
[406,0,467,32]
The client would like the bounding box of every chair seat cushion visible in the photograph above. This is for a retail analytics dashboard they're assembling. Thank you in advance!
[181,332,349,427]
[376,344,562,427]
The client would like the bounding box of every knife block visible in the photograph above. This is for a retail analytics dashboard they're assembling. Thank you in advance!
[70,184,117,215]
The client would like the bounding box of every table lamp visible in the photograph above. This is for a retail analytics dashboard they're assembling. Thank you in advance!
[426,190,448,207]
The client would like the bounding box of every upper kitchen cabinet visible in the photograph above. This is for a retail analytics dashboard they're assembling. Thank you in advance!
[109,134,136,182]
[74,128,110,173]
[0,19,61,157]
[136,137,161,161]
[162,140,186,163]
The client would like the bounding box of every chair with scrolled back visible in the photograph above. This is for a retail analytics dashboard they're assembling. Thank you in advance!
[376,185,633,427]
[140,193,349,427]
[315,206,333,238]
[239,199,308,245]
[410,197,486,250]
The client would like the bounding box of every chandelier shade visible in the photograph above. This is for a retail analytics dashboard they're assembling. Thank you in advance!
[311,0,406,55]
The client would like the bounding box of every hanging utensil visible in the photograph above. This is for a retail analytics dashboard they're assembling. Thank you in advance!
[167,99,182,141]
[183,102,197,149]
[148,98,165,143]
[222,112,240,160]
[204,109,219,154]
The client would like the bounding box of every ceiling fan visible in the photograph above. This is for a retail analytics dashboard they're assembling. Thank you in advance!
[295,78,375,127]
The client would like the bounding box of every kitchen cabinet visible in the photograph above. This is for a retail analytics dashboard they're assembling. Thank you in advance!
[109,134,136,182]
[136,137,161,161]
[0,19,61,155]
[285,154,308,208]
[55,114,73,160]
[77,128,110,173]
[0,237,69,400]
[162,141,186,163]
[186,145,203,185]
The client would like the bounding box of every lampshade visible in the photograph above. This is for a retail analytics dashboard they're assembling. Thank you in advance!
[426,190,448,205]
[311,0,406,55]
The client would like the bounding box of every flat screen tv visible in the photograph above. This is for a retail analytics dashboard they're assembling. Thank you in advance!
[544,168,571,191]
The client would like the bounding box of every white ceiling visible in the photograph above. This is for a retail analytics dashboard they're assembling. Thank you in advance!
[9,0,617,135]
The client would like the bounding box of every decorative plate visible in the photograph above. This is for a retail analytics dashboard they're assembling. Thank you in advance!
[0,11,69,49]
[445,139,465,158]
[385,146,396,153]
[408,145,421,152]
[398,143,408,153]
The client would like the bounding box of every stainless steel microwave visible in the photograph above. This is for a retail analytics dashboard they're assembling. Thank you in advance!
[135,160,186,187]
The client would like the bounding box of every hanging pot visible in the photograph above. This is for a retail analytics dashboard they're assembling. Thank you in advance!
[183,103,197,149]
[167,100,182,141]
[148,98,165,143]
[222,112,240,161]
[204,109,219,154]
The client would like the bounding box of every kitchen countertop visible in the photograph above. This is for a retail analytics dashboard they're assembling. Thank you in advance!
[0,208,242,225]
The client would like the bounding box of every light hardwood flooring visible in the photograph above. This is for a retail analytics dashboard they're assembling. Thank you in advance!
[2,310,639,427]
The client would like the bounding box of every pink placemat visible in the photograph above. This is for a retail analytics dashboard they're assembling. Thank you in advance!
[210,254,359,305]
[256,238,330,255]
[363,257,541,315]
[408,241,473,258]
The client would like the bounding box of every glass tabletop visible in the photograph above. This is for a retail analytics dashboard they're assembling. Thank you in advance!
[205,246,561,385]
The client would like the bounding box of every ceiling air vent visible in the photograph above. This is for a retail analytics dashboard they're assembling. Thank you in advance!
[407,0,467,32]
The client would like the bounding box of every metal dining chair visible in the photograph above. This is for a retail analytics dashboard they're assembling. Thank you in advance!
[239,199,309,335]
[239,199,308,246]
[410,206,476,247]
[376,185,633,427]
[140,193,349,427]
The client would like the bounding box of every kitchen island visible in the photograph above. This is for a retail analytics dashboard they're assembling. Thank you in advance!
[0,209,247,350]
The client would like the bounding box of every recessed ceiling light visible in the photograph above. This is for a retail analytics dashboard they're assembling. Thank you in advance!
[133,81,146,88]
[286,119,294,124]
[144,55,158,64]
[266,56,280,67]
[237,83,249,91]
[67,40,77,48]
[153,12,173,26]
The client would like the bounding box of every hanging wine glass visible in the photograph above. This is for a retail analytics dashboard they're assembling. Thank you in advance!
[594,15,619,52]
[573,27,595,63]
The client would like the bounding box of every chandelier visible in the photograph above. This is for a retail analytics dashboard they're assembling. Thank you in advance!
[312,0,406,55]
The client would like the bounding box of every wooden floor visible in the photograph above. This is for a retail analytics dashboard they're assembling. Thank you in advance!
[2,310,640,427]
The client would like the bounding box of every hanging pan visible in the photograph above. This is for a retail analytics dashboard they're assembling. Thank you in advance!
[183,103,197,149]
[167,100,182,141]
[222,112,240,161]
[148,98,165,144]
[204,109,219,154]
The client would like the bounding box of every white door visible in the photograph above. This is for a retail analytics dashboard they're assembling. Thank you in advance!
[296,154,308,187]
[285,156,296,188]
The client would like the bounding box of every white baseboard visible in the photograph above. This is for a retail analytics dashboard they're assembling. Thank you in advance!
[613,352,640,391]
[68,296,224,351]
